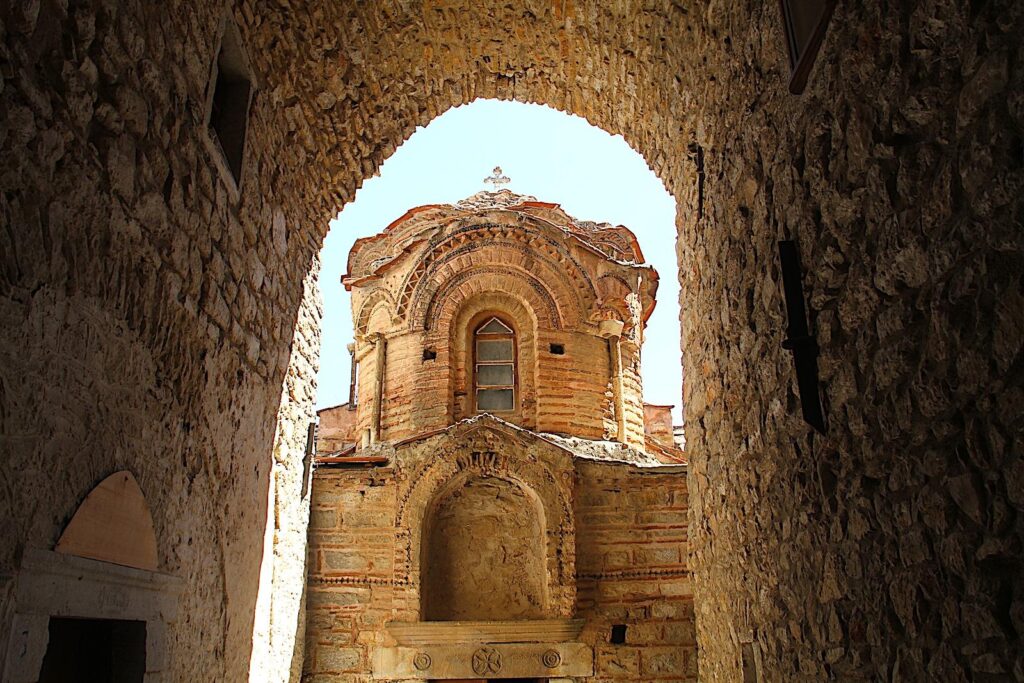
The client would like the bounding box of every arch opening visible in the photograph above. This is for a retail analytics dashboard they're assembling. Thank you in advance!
[315,99,684,425]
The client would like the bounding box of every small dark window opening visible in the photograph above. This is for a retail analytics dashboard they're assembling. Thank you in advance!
[209,24,252,184]
[422,348,437,361]
[38,617,146,682]
[610,624,627,644]
[549,343,565,355]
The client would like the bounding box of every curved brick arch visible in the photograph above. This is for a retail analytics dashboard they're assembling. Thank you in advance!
[428,269,558,333]
[229,12,697,677]
[397,220,597,326]
[354,288,397,338]
[392,424,576,618]
[420,264,566,333]
[595,273,636,299]
[444,291,540,427]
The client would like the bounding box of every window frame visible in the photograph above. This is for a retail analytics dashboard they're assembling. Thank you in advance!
[472,316,517,413]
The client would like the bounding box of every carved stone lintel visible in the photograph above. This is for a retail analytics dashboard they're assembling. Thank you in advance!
[385,619,585,646]
[471,647,502,675]
[372,640,593,680]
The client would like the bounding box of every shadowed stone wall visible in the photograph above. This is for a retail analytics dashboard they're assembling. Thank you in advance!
[682,2,1024,679]
[1,0,1021,681]
[0,1,324,679]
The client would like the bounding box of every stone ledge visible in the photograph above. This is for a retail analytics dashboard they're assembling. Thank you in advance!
[385,618,585,645]
[15,547,184,615]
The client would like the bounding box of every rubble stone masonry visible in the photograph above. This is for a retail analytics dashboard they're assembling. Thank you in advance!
[0,0,1021,681]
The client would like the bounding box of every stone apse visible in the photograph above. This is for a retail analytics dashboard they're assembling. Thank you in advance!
[1,2,1022,682]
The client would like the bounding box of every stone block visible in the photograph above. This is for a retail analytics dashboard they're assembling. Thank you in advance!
[595,646,640,678]
[317,645,363,672]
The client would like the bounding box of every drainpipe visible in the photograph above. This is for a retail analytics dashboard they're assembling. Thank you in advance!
[600,319,626,443]
[347,343,357,410]
[370,333,387,443]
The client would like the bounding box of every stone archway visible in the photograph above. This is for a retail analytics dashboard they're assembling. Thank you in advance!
[2,1,1021,682]
[247,9,704,677]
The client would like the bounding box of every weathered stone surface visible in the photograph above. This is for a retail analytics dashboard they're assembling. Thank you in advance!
[0,1,1020,681]
[682,3,1024,680]
[422,476,547,621]
[305,417,693,682]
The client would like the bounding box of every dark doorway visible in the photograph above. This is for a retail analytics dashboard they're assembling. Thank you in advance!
[38,617,146,682]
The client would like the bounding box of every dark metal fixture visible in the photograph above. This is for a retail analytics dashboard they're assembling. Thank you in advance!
[778,240,826,433]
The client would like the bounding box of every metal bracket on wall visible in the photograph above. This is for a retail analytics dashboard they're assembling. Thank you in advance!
[778,240,826,434]
[302,421,317,495]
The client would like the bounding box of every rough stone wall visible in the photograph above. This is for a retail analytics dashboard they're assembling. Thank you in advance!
[682,2,1024,680]
[0,1,324,679]
[250,267,321,682]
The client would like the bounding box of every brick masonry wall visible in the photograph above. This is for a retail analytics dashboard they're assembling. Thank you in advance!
[305,468,399,681]
[304,445,694,682]
[346,208,653,449]
[575,461,697,682]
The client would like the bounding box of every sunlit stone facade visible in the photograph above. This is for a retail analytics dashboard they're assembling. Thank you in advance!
[305,191,694,682]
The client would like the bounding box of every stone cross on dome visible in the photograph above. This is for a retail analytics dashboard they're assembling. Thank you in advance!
[483,166,510,191]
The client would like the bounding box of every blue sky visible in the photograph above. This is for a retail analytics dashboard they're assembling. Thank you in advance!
[316,99,683,422]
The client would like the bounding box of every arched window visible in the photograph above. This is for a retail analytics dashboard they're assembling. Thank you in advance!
[474,317,516,412]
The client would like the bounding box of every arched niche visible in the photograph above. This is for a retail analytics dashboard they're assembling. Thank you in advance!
[421,474,547,621]
[3,471,181,683]
[354,288,397,338]
[55,470,159,571]
[393,421,577,619]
